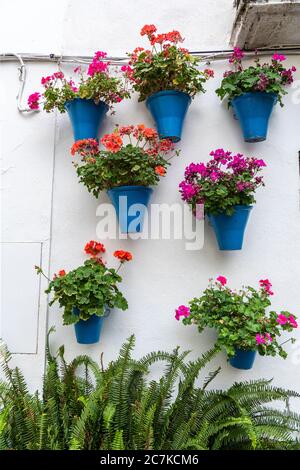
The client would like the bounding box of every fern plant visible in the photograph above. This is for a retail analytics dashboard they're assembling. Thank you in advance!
[1,330,300,450]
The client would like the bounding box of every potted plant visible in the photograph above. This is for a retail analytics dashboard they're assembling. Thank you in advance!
[175,276,298,370]
[27,51,129,141]
[216,49,296,142]
[35,241,132,344]
[124,25,214,142]
[179,148,266,250]
[71,125,179,233]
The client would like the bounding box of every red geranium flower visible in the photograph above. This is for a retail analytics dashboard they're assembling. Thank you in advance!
[158,139,174,153]
[113,250,133,262]
[140,24,157,37]
[58,269,66,277]
[84,240,106,257]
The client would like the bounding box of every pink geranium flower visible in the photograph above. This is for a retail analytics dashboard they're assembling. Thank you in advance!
[216,276,227,286]
[265,333,272,343]
[175,305,190,321]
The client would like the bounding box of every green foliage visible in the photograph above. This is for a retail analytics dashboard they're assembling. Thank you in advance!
[29,51,129,113]
[130,46,209,102]
[127,27,212,101]
[76,145,170,196]
[72,126,179,196]
[44,76,128,113]
[45,259,128,324]
[1,332,300,450]
[182,278,298,358]
[216,53,295,106]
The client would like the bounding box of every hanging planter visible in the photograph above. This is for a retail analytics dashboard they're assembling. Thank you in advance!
[72,125,179,234]
[229,348,257,370]
[124,24,214,142]
[65,98,108,141]
[207,205,252,251]
[73,306,110,344]
[107,185,153,233]
[231,92,277,143]
[216,49,296,142]
[27,50,129,141]
[146,91,191,142]
[36,241,132,345]
[179,149,266,251]
[175,276,298,370]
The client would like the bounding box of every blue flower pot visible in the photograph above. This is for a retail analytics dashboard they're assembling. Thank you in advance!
[65,98,108,141]
[231,92,277,143]
[207,205,252,251]
[73,306,110,344]
[146,90,191,142]
[229,348,257,370]
[107,185,153,233]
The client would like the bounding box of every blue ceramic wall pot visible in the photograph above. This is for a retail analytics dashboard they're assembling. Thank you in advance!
[65,98,108,141]
[207,205,252,251]
[229,348,257,370]
[146,90,191,142]
[107,185,153,233]
[73,306,110,344]
[231,92,277,142]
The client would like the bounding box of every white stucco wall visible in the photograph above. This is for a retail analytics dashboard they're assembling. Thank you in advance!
[1,0,300,400]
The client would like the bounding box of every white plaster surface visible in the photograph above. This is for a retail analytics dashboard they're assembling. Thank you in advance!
[1,1,300,401]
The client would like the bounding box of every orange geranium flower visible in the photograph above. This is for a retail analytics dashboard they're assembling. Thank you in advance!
[155,166,166,176]
[100,132,123,153]
[113,250,133,262]
[71,138,98,156]
[143,127,158,139]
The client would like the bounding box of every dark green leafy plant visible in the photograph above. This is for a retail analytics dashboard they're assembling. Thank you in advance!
[71,125,179,197]
[28,51,129,113]
[125,24,214,102]
[216,48,296,106]
[177,276,298,358]
[35,241,132,324]
[1,332,300,450]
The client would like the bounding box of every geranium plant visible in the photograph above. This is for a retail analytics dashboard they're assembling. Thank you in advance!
[175,276,298,359]
[71,125,179,197]
[216,48,296,106]
[179,148,266,216]
[124,24,214,101]
[28,51,129,113]
[35,241,132,324]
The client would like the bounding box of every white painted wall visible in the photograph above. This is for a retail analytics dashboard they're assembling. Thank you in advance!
[1,0,300,403]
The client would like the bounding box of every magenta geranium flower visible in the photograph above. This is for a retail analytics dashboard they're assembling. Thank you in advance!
[175,305,190,321]
[272,53,286,62]
[179,149,266,215]
[256,334,266,345]
[216,276,227,286]
[276,314,288,325]
[289,315,298,328]
[28,92,41,110]
[259,279,274,296]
